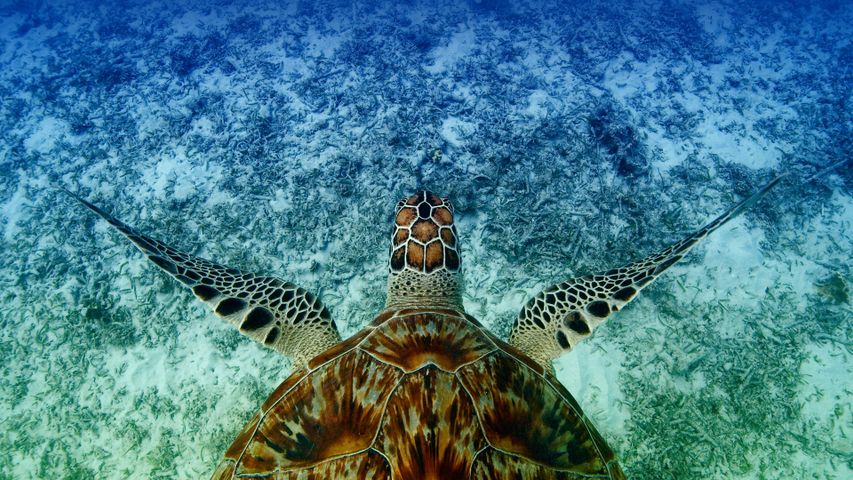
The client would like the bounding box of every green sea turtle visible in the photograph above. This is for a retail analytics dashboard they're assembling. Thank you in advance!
[70,176,781,479]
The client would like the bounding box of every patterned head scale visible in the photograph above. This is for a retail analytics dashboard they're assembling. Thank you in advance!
[389,190,460,274]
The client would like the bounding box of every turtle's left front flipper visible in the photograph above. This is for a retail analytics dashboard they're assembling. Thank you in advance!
[509,176,784,367]
[68,192,340,366]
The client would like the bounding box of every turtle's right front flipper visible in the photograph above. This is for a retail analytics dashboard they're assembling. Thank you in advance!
[509,175,784,367]
[67,191,340,366]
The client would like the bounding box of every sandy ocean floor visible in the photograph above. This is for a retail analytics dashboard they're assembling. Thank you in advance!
[0,1,850,478]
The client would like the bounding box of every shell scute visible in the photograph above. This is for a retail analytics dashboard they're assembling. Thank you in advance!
[274,450,391,479]
[458,351,609,475]
[210,460,235,480]
[260,368,309,412]
[237,350,403,475]
[359,313,496,372]
[395,207,416,226]
[368,308,398,327]
[472,448,620,480]
[376,366,487,478]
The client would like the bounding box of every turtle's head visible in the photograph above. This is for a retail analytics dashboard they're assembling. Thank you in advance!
[385,190,463,311]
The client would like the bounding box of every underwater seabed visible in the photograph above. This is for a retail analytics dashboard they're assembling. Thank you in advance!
[0,0,850,478]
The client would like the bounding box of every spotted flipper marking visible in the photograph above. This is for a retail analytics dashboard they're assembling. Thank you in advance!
[68,191,341,365]
[509,175,785,366]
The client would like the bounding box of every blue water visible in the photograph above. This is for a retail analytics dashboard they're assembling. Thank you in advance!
[0,1,850,478]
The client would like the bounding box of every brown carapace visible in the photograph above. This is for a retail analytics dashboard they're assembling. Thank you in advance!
[212,310,626,479]
[211,190,626,479]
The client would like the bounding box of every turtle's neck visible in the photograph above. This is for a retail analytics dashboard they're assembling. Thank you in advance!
[383,269,464,311]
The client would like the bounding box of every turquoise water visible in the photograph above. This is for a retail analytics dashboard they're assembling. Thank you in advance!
[0,1,850,478]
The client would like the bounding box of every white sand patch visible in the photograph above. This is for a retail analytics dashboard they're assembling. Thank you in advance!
[524,89,550,118]
[68,312,287,476]
[305,25,345,58]
[645,128,693,170]
[203,186,237,209]
[1,177,29,242]
[603,52,661,103]
[425,25,476,74]
[684,218,773,306]
[93,318,251,403]
[520,45,540,72]
[800,341,853,416]
[694,113,782,170]
[604,40,799,171]
[647,97,788,172]
[822,187,853,226]
[798,341,852,471]
[777,189,853,294]
[556,340,628,440]
[439,116,476,148]
[136,149,225,202]
[190,116,214,136]
[336,276,375,338]
[456,210,518,315]
[450,83,476,104]
[269,188,291,213]
[135,106,168,143]
[23,116,74,154]
[258,41,310,78]
[197,68,238,95]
